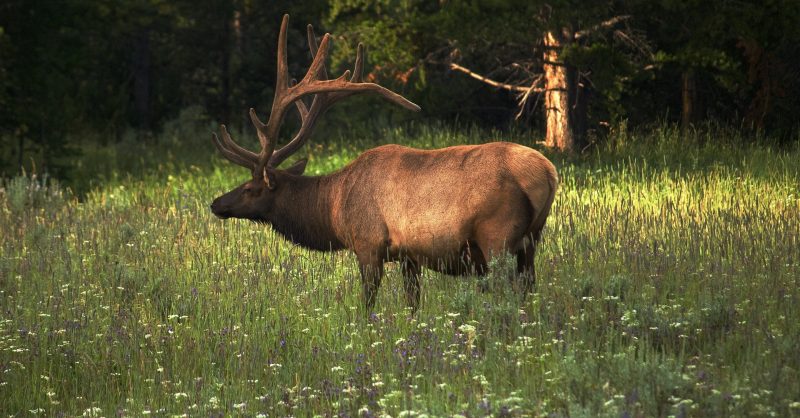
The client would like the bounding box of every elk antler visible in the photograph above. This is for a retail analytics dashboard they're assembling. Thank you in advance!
[269,26,369,167]
[212,14,420,174]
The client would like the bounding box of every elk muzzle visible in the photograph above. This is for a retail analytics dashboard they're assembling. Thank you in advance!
[210,196,231,219]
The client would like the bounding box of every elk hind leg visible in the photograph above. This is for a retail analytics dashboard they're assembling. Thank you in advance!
[516,237,537,293]
[518,209,550,293]
[474,232,516,286]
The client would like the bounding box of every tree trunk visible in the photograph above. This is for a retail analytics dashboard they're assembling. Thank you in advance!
[132,29,151,133]
[681,68,696,134]
[543,29,585,152]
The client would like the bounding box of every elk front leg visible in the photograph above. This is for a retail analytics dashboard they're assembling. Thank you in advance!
[400,257,421,311]
[357,254,384,312]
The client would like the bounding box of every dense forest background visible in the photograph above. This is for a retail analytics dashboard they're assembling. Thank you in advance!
[1,0,799,178]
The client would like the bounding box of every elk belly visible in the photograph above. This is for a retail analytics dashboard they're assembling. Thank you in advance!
[386,223,477,273]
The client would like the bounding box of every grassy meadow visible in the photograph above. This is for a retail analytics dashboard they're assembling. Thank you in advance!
[1,124,799,416]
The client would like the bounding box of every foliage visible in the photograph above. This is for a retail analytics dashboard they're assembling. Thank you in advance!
[0,0,327,177]
[2,0,800,176]
[327,0,800,134]
[1,173,68,216]
[1,125,799,415]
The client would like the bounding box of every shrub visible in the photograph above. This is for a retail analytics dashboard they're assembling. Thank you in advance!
[1,172,68,215]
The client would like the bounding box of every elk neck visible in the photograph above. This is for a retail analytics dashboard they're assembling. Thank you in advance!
[266,173,345,252]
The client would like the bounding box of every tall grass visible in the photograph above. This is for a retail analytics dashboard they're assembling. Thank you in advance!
[1,125,798,416]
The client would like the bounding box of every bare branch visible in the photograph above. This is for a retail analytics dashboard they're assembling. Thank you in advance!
[574,15,631,40]
[515,75,544,120]
[449,63,544,93]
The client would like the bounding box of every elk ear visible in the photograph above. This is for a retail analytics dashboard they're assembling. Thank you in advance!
[262,166,276,190]
[285,158,308,176]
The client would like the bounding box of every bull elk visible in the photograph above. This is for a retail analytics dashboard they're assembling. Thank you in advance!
[210,15,558,311]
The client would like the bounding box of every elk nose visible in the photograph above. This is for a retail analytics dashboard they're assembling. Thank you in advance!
[210,199,221,214]
[210,199,230,219]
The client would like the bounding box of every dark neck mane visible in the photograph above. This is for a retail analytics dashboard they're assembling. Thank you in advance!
[266,174,344,251]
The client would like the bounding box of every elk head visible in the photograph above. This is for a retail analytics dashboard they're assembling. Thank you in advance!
[210,14,419,221]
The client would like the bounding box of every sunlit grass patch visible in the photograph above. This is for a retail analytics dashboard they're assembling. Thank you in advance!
[1,125,798,415]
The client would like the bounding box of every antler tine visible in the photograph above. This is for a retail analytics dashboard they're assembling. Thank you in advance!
[275,14,291,94]
[249,108,272,161]
[212,125,258,169]
[300,33,333,86]
[251,13,291,170]
[351,43,365,82]
[289,78,310,122]
[307,25,319,56]
[294,99,310,122]
[325,80,421,111]
[307,24,327,79]
[218,124,259,162]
